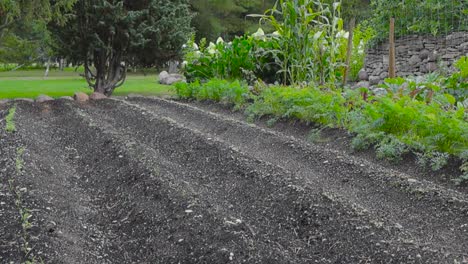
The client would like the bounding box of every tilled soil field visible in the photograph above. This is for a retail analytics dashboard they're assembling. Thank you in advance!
[0,98,467,264]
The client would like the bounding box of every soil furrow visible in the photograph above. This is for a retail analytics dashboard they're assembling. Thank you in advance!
[71,99,453,263]
[13,101,312,263]
[0,106,24,263]
[4,99,467,263]
[14,102,120,263]
[122,97,468,258]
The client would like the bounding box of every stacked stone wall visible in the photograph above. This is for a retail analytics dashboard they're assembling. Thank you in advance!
[364,32,468,84]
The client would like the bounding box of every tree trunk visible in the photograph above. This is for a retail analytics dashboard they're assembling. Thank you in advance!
[59,58,65,71]
[44,58,51,78]
[87,51,127,97]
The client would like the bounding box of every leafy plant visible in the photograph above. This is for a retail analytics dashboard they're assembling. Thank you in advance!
[5,105,17,133]
[246,86,348,127]
[416,151,449,171]
[307,128,325,143]
[444,56,468,104]
[375,136,408,162]
[175,79,251,108]
[182,34,272,83]
[16,147,26,173]
[349,23,375,81]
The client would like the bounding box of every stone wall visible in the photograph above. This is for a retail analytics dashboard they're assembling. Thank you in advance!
[364,32,468,85]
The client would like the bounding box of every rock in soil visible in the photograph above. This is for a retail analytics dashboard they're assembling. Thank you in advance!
[73,92,89,102]
[59,96,74,101]
[36,95,54,103]
[89,92,107,100]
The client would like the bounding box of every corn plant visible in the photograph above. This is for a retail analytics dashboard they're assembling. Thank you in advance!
[250,0,346,86]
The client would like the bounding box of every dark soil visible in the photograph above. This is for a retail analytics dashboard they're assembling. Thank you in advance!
[187,99,466,190]
[0,105,25,263]
[1,98,467,263]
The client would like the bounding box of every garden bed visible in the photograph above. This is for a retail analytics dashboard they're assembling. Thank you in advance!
[2,99,467,263]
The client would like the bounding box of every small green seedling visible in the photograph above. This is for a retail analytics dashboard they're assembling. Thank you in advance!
[16,147,25,173]
[6,105,17,132]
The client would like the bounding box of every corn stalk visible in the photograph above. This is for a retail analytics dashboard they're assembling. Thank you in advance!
[250,0,345,86]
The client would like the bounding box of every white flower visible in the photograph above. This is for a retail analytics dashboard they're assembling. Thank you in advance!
[272,31,281,37]
[195,51,202,58]
[358,40,365,54]
[216,37,224,44]
[193,43,199,50]
[252,28,266,40]
[182,44,187,49]
[335,30,349,39]
[181,61,188,68]
[207,42,216,55]
[333,2,341,11]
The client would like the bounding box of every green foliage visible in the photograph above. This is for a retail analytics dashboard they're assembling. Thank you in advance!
[321,0,371,25]
[349,23,375,81]
[350,96,467,156]
[375,136,408,162]
[246,86,348,127]
[16,146,25,173]
[416,151,449,171]
[5,104,16,132]
[183,32,279,83]
[185,1,374,86]
[368,0,468,42]
[175,79,250,108]
[0,19,51,65]
[190,0,276,41]
[174,79,199,99]
[376,58,468,107]
[0,0,77,45]
[307,128,324,143]
[350,131,385,151]
[444,57,468,104]
[183,35,254,81]
[246,82,467,165]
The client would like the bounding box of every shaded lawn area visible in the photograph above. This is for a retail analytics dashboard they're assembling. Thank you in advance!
[0,70,174,99]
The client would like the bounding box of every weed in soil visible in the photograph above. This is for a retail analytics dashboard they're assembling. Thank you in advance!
[6,104,17,132]
[16,146,25,173]
[9,145,41,263]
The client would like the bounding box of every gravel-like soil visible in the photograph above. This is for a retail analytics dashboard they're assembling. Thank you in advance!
[1,98,467,263]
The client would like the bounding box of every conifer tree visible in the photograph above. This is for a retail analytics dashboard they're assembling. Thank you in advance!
[51,0,193,96]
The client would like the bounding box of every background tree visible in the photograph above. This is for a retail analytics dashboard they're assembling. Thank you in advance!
[51,0,193,96]
[324,0,370,25]
[0,0,76,44]
[0,19,51,65]
[190,0,276,41]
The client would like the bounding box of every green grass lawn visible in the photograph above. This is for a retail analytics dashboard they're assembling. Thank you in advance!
[0,69,174,99]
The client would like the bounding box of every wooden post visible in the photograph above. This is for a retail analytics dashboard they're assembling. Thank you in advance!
[388,17,396,78]
[343,18,356,86]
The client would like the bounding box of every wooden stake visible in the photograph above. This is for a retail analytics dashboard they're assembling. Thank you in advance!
[343,18,355,86]
[389,17,396,78]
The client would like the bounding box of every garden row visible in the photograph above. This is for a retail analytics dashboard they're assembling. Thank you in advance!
[175,68,467,181]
